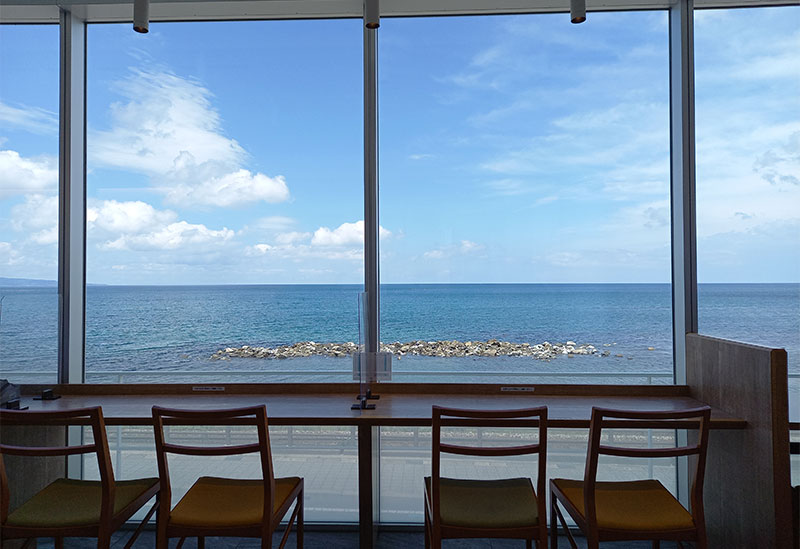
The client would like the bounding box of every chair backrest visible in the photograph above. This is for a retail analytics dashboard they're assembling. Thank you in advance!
[583,406,711,530]
[151,405,274,521]
[431,405,548,524]
[0,407,115,526]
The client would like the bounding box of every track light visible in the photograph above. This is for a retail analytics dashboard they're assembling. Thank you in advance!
[570,0,586,24]
[133,0,149,33]
[365,0,379,29]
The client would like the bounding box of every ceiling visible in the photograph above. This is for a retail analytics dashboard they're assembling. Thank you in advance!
[0,0,792,25]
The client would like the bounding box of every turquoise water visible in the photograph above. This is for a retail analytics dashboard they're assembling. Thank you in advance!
[0,283,797,382]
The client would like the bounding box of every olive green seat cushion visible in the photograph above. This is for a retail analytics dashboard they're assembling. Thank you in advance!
[425,476,539,528]
[6,477,159,528]
[552,478,695,532]
[169,476,302,528]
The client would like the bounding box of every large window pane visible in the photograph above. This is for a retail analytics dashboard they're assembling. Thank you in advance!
[85,21,362,383]
[379,13,672,384]
[694,7,800,393]
[0,24,59,384]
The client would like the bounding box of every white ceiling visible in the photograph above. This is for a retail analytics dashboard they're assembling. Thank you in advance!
[0,0,793,24]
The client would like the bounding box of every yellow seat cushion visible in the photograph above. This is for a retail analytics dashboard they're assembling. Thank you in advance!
[425,477,539,529]
[552,478,695,532]
[5,477,159,528]
[170,476,301,528]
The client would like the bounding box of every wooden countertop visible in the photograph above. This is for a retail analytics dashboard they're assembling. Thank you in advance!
[16,383,746,428]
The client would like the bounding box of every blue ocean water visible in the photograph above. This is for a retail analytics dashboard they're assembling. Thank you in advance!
[0,283,797,382]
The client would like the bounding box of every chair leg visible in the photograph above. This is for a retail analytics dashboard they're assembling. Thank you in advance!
[297,491,304,549]
[424,509,430,549]
[55,538,65,549]
[549,494,558,549]
[198,536,205,549]
[98,533,112,549]
[526,539,533,549]
[652,541,660,549]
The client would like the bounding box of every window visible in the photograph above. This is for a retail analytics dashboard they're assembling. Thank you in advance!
[379,12,672,384]
[694,6,800,375]
[0,24,60,383]
[85,20,362,383]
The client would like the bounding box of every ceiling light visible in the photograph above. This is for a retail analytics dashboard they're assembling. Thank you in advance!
[570,0,586,24]
[365,0,379,29]
[133,0,149,33]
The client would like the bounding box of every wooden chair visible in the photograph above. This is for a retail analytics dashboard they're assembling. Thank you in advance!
[549,406,711,549]
[0,407,159,549]
[424,405,548,549]
[152,405,303,549]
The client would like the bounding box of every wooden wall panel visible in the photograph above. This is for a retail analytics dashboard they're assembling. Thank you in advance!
[687,333,791,548]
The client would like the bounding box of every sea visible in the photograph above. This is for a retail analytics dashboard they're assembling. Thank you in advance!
[0,283,797,384]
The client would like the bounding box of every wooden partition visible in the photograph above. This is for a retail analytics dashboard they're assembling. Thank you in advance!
[687,333,791,548]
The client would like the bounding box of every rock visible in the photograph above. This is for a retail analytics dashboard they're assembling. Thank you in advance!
[211,339,599,361]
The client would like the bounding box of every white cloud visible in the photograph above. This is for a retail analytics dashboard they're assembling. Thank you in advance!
[101,220,234,251]
[90,68,291,208]
[312,221,364,247]
[460,240,482,252]
[0,242,21,265]
[88,200,177,234]
[0,101,58,135]
[245,242,363,262]
[311,220,391,247]
[409,153,435,161]
[164,165,289,207]
[424,239,484,260]
[275,231,311,245]
[423,249,445,260]
[0,150,58,199]
[11,194,58,233]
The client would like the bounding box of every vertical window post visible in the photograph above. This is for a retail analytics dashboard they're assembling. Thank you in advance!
[669,0,697,507]
[59,8,87,481]
[362,4,381,545]
[58,8,87,386]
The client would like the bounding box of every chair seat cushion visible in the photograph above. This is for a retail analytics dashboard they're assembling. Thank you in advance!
[424,476,539,529]
[5,477,159,528]
[170,476,301,528]
[551,478,695,532]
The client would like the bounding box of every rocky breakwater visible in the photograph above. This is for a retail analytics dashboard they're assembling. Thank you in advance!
[211,339,597,361]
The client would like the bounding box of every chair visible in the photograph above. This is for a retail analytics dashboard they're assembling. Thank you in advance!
[152,405,303,549]
[0,407,159,549]
[424,405,549,549]
[549,406,711,549]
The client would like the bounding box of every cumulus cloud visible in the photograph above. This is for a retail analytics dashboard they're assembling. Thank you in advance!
[0,150,58,199]
[83,199,235,252]
[90,68,290,208]
[100,220,234,251]
[244,220,392,263]
[0,101,58,135]
[88,200,177,234]
[311,220,391,247]
[11,195,59,245]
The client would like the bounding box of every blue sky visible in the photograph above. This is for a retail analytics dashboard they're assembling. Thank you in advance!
[0,7,798,284]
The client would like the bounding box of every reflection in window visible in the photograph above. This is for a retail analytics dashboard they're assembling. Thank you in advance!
[0,25,59,383]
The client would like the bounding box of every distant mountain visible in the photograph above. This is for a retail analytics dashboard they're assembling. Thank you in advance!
[0,277,57,287]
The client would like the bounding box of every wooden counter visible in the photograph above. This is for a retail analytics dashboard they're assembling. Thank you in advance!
[19,382,745,428]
